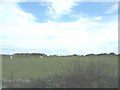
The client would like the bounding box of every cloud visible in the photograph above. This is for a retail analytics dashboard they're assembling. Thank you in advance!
[0,3,36,47]
[0,2,118,55]
[0,3,36,26]
[1,0,119,2]
[0,0,26,2]
[106,3,118,14]
[92,16,102,21]
[47,0,78,19]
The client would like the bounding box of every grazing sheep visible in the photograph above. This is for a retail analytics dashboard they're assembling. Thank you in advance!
[25,79,31,83]
[10,56,13,59]
[40,56,43,58]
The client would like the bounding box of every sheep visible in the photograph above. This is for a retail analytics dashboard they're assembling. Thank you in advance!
[9,56,13,59]
[40,56,43,58]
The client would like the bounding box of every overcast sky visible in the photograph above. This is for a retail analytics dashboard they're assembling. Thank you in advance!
[0,0,118,55]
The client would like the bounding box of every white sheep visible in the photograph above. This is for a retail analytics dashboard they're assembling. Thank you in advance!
[10,56,13,59]
[40,56,43,58]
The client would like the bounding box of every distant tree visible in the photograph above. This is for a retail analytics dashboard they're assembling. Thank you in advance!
[49,55,58,57]
[85,54,95,56]
[109,52,116,55]
[14,53,47,56]
[72,54,78,56]
[66,55,72,57]
[80,55,84,57]
[96,53,108,56]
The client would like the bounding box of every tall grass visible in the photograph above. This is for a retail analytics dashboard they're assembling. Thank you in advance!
[3,56,118,88]
[64,58,118,88]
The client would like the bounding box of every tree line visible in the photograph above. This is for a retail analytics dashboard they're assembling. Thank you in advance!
[10,52,118,57]
[13,53,47,56]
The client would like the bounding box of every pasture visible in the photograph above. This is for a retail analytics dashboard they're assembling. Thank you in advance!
[2,55,118,88]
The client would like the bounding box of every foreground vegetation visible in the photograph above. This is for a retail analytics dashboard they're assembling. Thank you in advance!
[2,55,118,88]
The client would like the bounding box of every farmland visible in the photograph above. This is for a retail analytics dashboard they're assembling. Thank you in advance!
[2,55,118,88]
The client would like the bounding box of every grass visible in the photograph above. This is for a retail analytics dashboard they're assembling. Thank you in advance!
[2,55,118,88]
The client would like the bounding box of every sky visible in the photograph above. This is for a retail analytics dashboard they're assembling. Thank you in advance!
[0,0,118,55]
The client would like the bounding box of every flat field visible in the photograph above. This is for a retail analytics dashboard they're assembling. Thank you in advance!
[2,55,118,80]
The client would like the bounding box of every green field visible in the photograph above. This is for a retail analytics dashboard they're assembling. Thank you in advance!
[2,55,118,80]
